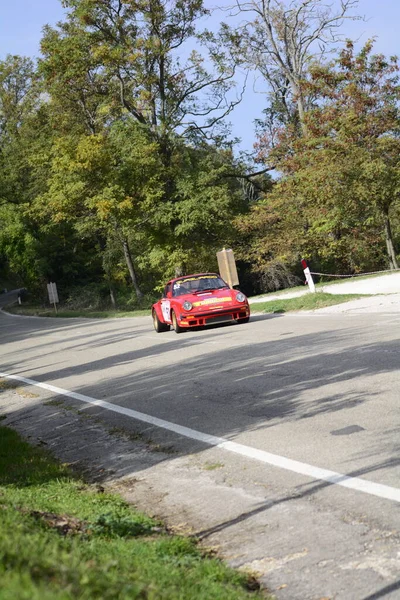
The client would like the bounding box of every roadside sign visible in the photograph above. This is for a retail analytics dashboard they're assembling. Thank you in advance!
[47,282,59,312]
[217,248,239,289]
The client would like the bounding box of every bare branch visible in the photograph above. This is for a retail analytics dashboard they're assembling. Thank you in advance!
[227,0,362,132]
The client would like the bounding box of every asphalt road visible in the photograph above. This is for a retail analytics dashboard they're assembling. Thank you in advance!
[1,294,400,599]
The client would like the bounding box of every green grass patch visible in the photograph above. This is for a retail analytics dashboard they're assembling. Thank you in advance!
[4,305,150,319]
[0,425,264,599]
[252,292,365,314]
[202,463,225,471]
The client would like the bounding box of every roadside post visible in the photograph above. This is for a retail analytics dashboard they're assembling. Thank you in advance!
[217,248,239,289]
[301,258,316,293]
[47,282,59,314]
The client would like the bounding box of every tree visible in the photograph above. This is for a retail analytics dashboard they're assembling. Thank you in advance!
[226,0,360,137]
[0,56,55,290]
[29,121,160,298]
[302,41,400,269]
[0,55,39,207]
[37,0,247,291]
[0,55,36,137]
[40,1,240,157]
[242,41,400,278]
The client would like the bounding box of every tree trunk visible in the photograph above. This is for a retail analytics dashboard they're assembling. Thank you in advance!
[174,265,183,278]
[122,239,143,300]
[109,285,117,309]
[383,212,399,270]
[295,88,307,136]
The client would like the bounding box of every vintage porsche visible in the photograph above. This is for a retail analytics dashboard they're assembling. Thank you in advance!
[152,273,250,333]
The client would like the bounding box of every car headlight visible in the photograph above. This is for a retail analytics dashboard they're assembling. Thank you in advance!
[236,292,246,303]
[183,301,193,311]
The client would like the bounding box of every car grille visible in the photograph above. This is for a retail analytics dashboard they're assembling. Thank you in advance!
[205,314,233,325]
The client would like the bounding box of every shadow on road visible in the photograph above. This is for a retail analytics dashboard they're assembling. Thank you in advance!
[361,580,400,600]
[2,312,399,481]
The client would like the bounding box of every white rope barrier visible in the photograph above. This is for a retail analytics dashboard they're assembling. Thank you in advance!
[310,268,400,278]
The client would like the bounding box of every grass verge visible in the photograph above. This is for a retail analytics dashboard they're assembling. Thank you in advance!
[5,293,366,319]
[249,269,400,301]
[4,305,150,319]
[252,292,365,314]
[0,425,263,599]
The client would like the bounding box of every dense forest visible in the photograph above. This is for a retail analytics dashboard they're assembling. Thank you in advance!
[1,0,399,309]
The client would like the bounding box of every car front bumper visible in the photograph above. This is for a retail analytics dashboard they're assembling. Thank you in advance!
[178,305,250,328]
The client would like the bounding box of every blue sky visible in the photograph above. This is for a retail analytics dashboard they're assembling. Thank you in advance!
[1,0,399,151]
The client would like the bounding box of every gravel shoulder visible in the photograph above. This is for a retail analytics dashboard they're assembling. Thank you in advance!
[306,293,400,314]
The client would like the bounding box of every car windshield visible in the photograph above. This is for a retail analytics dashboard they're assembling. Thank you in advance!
[172,275,228,297]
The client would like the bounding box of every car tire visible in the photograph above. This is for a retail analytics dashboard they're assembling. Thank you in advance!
[237,316,250,324]
[171,310,184,334]
[152,310,170,333]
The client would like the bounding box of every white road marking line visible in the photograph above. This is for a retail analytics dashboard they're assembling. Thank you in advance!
[1,371,400,504]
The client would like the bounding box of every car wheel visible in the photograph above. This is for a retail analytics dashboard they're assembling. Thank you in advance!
[171,310,184,334]
[237,316,250,324]
[152,310,170,333]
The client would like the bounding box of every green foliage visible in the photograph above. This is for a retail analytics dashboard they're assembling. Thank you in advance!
[5,5,400,298]
[40,0,236,143]
[0,55,36,137]
[0,2,257,297]
[253,292,365,314]
[241,41,400,281]
[29,0,246,296]
[0,205,43,288]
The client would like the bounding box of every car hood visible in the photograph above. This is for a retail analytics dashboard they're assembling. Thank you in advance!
[176,288,242,307]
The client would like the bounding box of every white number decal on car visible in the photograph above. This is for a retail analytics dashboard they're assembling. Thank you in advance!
[161,300,171,322]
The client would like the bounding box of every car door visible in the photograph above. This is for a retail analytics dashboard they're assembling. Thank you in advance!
[161,283,172,323]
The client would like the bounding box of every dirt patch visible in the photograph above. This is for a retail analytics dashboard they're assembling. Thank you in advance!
[0,378,39,399]
[28,510,87,536]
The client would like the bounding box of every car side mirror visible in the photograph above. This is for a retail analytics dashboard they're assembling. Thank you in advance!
[166,291,172,299]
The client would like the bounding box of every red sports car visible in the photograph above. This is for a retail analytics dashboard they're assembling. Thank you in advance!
[152,273,250,333]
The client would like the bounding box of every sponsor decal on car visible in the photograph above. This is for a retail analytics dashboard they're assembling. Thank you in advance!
[178,275,219,284]
[192,296,232,307]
